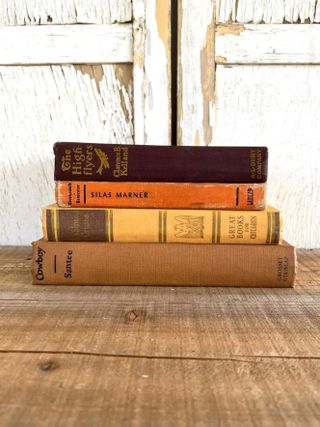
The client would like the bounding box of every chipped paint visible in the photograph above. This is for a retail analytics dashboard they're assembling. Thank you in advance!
[194,130,200,146]
[156,0,171,142]
[113,64,133,123]
[0,65,133,245]
[200,17,215,145]
[217,24,245,36]
[178,0,215,146]
[133,0,171,145]
[74,65,104,93]
[177,0,184,145]
[113,63,133,89]
[0,0,132,25]
[215,56,227,64]
[216,0,320,24]
[156,0,171,78]
[133,22,145,68]
[133,0,147,144]
[216,25,320,64]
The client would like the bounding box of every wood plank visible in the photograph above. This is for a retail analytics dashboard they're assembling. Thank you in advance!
[1,248,320,359]
[216,0,320,23]
[0,24,132,65]
[216,24,320,64]
[212,65,320,249]
[0,352,320,426]
[177,0,215,146]
[0,247,320,425]
[133,0,172,145]
[0,65,133,245]
[0,0,132,25]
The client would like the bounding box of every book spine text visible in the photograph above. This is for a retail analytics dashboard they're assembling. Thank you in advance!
[54,143,268,183]
[32,240,296,287]
[55,182,266,210]
[43,207,281,244]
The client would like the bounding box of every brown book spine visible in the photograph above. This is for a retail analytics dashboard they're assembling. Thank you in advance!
[54,143,268,183]
[55,181,266,210]
[32,240,296,287]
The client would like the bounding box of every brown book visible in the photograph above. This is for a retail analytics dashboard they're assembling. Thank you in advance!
[32,240,296,287]
[54,143,268,183]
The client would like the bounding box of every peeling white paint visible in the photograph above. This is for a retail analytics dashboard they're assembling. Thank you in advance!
[178,0,215,146]
[0,0,132,25]
[133,0,147,145]
[216,0,320,23]
[133,0,171,145]
[216,24,320,64]
[0,65,133,245]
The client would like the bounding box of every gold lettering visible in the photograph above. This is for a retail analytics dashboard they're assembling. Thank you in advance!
[61,149,72,171]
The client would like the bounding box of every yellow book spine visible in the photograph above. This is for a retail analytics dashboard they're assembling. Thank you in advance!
[44,206,282,244]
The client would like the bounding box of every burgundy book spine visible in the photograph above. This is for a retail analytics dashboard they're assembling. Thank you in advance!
[54,142,268,183]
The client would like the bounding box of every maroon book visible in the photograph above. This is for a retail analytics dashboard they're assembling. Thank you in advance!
[54,142,268,183]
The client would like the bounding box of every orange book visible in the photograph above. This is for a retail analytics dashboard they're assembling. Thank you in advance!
[56,181,266,210]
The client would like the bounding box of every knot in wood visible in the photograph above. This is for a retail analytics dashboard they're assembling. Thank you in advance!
[125,310,139,323]
[39,360,58,372]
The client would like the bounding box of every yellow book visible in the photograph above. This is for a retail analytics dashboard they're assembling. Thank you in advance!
[43,205,282,245]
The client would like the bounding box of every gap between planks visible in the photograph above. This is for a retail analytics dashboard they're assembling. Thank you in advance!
[1,349,320,363]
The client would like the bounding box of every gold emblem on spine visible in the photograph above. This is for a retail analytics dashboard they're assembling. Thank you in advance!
[174,216,204,239]
[94,148,110,175]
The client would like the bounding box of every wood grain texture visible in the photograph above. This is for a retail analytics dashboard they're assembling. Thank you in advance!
[178,0,215,146]
[216,24,320,64]
[0,24,132,64]
[0,247,320,426]
[0,0,132,25]
[216,0,320,23]
[212,65,320,249]
[0,248,319,357]
[0,65,133,246]
[0,354,320,427]
[133,0,172,145]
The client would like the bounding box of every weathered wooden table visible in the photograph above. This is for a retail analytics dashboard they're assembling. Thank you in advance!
[0,247,319,426]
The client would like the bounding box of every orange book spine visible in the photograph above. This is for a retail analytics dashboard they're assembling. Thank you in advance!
[56,181,266,210]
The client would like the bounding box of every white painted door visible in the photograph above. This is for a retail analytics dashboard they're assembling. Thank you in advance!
[0,0,172,245]
[1,0,319,248]
[178,1,320,249]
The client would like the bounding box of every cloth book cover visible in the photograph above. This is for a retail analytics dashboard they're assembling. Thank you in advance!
[54,142,268,183]
[55,182,266,210]
[32,240,296,287]
[43,205,281,245]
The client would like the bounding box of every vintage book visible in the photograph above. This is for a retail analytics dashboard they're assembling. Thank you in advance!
[43,205,281,245]
[54,142,268,183]
[32,240,296,287]
[55,181,266,210]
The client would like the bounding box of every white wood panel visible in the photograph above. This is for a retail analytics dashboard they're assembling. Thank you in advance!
[212,65,320,249]
[0,25,132,65]
[133,0,172,145]
[0,65,133,245]
[0,0,132,25]
[177,0,215,146]
[216,24,320,64]
[216,0,320,23]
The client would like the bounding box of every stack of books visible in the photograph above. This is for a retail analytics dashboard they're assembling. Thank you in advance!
[32,143,296,287]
